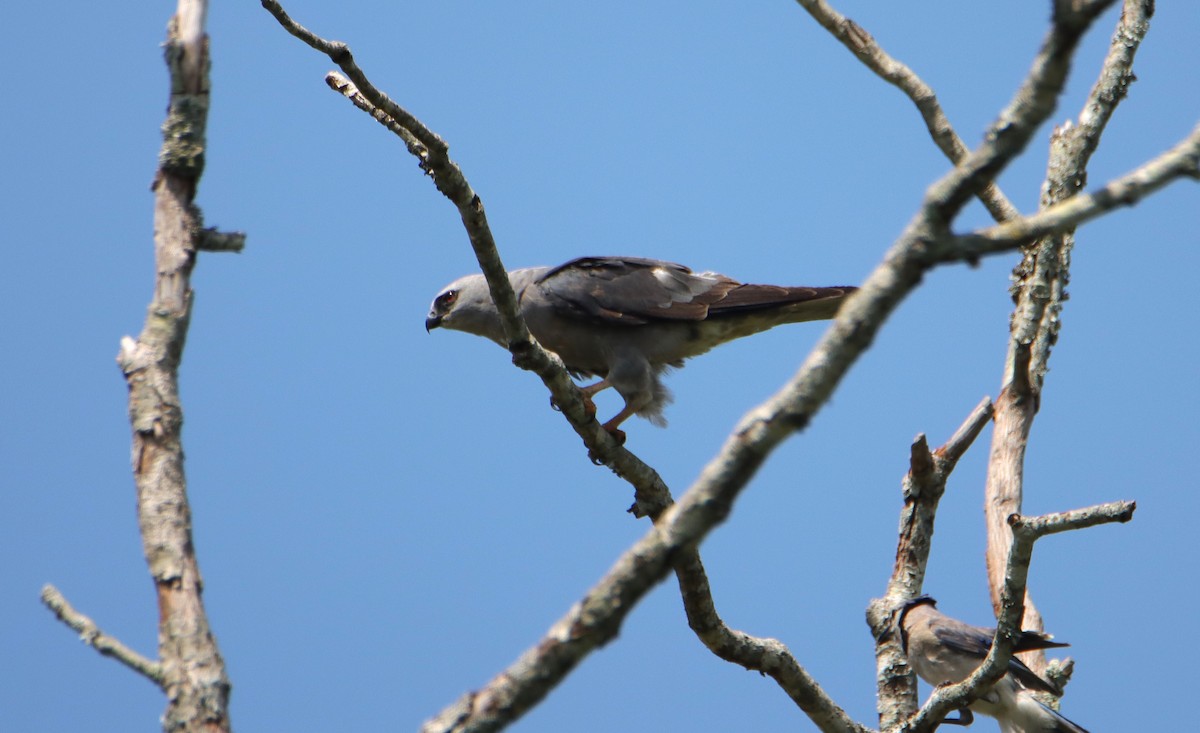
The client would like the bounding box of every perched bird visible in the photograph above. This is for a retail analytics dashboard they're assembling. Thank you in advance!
[898,596,1088,733]
[425,256,856,439]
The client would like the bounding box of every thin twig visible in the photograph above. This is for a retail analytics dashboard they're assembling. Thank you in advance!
[673,555,870,733]
[41,585,164,685]
[325,73,430,173]
[197,227,246,253]
[263,1,676,518]
[946,125,1200,258]
[793,0,1020,224]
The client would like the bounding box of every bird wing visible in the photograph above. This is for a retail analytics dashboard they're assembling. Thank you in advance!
[933,622,1065,696]
[932,621,994,660]
[534,256,851,325]
[534,256,735,324]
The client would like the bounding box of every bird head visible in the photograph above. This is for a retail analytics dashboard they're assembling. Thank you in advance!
[892,595,939,648]
[424,284,460,332]
[425,273,507,345]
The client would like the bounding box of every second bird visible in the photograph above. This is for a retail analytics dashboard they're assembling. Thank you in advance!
[898,596,1089,733]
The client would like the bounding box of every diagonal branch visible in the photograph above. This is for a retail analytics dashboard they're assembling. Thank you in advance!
[673,555,870,733]
[793,0,1020,224]
[41,585,164,685]
[714,0,1116,520]
[264,2,675,517]
[942,122,1200,257]
[420,4,1115,726]
[887,397,997,600]
[267,3,1150,732]
[266,7,856,731]
[258,2,521,347]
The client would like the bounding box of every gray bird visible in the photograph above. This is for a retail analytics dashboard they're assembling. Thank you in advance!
[425,256,855,439]
[898,596,1088,733]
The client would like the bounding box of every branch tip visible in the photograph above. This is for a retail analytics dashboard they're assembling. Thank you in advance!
[909,434,934,476]
[40,585,165,686]
[197,227,245,252]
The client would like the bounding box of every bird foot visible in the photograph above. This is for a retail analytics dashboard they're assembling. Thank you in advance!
[602,425,626,445]
[586,425,626,465]
[550,393,598,419]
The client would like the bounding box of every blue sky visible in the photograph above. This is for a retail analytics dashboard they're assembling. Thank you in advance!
[3,2,1197,731]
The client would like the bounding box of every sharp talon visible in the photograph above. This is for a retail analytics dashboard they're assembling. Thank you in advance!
[604,426,626,446]
[552,394,596,417]
[586,439,607,465]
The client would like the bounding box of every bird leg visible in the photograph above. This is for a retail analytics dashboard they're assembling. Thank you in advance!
[550,377,631,445]
[599,402,640,446]
[579,379,611,398]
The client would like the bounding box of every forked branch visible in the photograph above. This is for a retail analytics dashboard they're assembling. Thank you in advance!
[42,2,237,732]
[909,502,1135,732]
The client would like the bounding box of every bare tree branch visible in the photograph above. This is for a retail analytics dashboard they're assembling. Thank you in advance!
[39,1,236,731]
[881,397,998,605]
[326,44,869,733]
[41,585,164,685]
[265,8,857,731]
[125,3,234,730]
[709,0,1116,527]
[982,0,1154,673]
[263,2,681,518]
[263,3,1156,732]
[865,398,994,731]
[673,556,870,733]
[196,227,246,253]
[946,124,1200,259]
[800,3,1172,697]
[324,73,429,165]
[258,2,518,337]
[430,4,1114,730]
[908,501,1135,732]
[673,4,1116,729]
[792,0,1020,224]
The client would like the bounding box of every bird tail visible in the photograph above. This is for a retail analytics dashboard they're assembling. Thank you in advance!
[1009,693,1089,733]
[708,284,855,322]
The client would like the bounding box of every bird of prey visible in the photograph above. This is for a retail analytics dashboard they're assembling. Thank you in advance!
[898,596,1088,733]
[425,256,856,439]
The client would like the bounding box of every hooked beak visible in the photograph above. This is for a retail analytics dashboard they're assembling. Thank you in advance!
[425,315,442,333]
